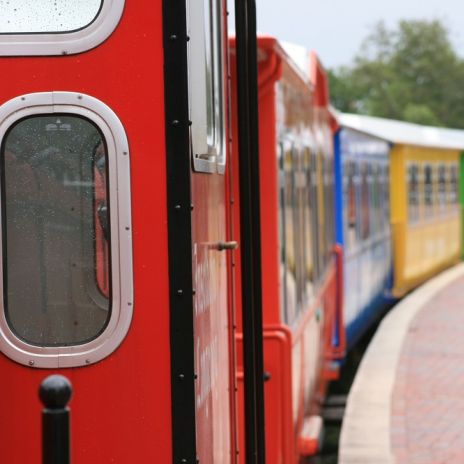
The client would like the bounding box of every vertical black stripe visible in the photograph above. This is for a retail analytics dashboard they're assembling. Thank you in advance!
[234,0,266,463]
[162,1,197,463]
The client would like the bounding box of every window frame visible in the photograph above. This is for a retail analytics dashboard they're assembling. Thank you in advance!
[187,0,226,174]
[407,163,420,224]
[0,0,124,56]
[0,91,133,368]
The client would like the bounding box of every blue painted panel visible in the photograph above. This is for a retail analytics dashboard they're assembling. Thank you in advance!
[334,130,344,245]
[337,127,395,349]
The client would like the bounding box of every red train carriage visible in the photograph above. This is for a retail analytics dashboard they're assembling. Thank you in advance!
[0,1,265,463]
[231,38,343,463]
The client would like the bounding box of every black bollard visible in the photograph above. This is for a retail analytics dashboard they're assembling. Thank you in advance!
[39,375,72,464]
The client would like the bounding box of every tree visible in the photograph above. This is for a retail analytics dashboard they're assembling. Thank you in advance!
[329,20,464,128]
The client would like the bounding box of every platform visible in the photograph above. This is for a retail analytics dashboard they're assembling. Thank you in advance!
[339,263,464,464]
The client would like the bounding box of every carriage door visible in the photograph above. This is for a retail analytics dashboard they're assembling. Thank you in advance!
[166,0,234,463]
[189,0,233,461]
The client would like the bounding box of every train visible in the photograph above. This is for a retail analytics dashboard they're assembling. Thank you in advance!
[0,1,463,464]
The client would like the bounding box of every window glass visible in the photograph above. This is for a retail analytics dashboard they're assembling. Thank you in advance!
[189,0,225,172]
[310,151,320,279]
[372,164,381,234]
[2,115,110,346]
[323,156,333,263]
[407,164,420,223]
[316,152,326,272]
[360,162,370,240]
[366,164,375,235]
[449,164,459,205]
[284,147,296,323]
[384,165,390,226]
[278,145,287,322]
[437,164,446,211]
[302,148,314,300]
[424,164,433,217]
[346,160,357,249]
[0,0,102,34]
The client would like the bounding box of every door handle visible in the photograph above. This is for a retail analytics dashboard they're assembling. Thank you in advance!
[216,241,239,251]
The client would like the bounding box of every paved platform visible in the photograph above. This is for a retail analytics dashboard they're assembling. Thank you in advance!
[339,263,464,464]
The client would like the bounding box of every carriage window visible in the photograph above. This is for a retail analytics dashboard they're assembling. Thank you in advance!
[2,115,111,347]
[407,164,420,223]
[278,144,287,322]
[346,161,357,248]
[0,0,102,34]
[424,164,433,216]
[438,164,446,211]
[384,165,390,226]
[283,146,297,323]
[360,162,370,240]
[449,164,459,205]
[0,1,124,56]
[302,148,314,299]
[188,0,225,173]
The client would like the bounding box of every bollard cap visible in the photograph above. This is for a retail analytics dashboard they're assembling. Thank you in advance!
[39,375,73,409]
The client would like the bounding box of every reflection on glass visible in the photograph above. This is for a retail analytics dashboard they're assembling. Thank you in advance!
[2,115,111,346]
[0,0,102,34]
[438,164,446,210]
[424,164,433,216]
[408,165,420,222]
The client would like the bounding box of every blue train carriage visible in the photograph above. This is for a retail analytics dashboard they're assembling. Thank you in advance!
[334,116,394,350]
[336,113,464,351]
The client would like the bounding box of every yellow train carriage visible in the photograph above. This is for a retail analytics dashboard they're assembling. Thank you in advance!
[340,113,464,298]
[391,145,461,296]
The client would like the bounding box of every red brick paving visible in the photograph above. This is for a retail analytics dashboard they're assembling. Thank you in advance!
[391,275,464,464]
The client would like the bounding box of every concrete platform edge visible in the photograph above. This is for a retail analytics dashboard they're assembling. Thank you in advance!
[338,263,464,464]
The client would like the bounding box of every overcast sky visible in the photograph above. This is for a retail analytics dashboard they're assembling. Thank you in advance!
[250,0,464,69]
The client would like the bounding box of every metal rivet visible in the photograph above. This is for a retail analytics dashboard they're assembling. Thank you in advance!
[28,360,34,366]
[186,35,190,42]
[128,302,133,306]
[188,120,192,126]
[21,97,26,101]
[192,289,196,295]
[175,204,181,211]
[77,95,83,100]
[170,34,178,41]
[172,120,180,126]
[85,359,91,364]
[123,151,128,156]
[190,204,194,211]
[177,289,183,296]
[178,374,185,381]
[125,226,130,231]
[61,50,68,55]
[181,459,187,464]
[194,374,198,380]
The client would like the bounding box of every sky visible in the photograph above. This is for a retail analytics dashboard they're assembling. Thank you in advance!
[250,0,464,69]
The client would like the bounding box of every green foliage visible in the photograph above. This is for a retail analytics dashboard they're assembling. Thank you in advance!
[329,19,464,128]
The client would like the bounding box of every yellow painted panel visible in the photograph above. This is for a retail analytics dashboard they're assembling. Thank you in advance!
[391,145,462,296]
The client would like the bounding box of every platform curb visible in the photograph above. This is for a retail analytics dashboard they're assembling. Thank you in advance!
[338,263,464,464]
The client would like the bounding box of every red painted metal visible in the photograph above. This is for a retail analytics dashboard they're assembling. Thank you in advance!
[231,37,340,464]
[0,4,171,463]
[0,2,236,463]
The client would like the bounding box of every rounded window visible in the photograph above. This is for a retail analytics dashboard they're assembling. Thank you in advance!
[2,115,111,346]
[0,0,124,56]
[0,92,132,368]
